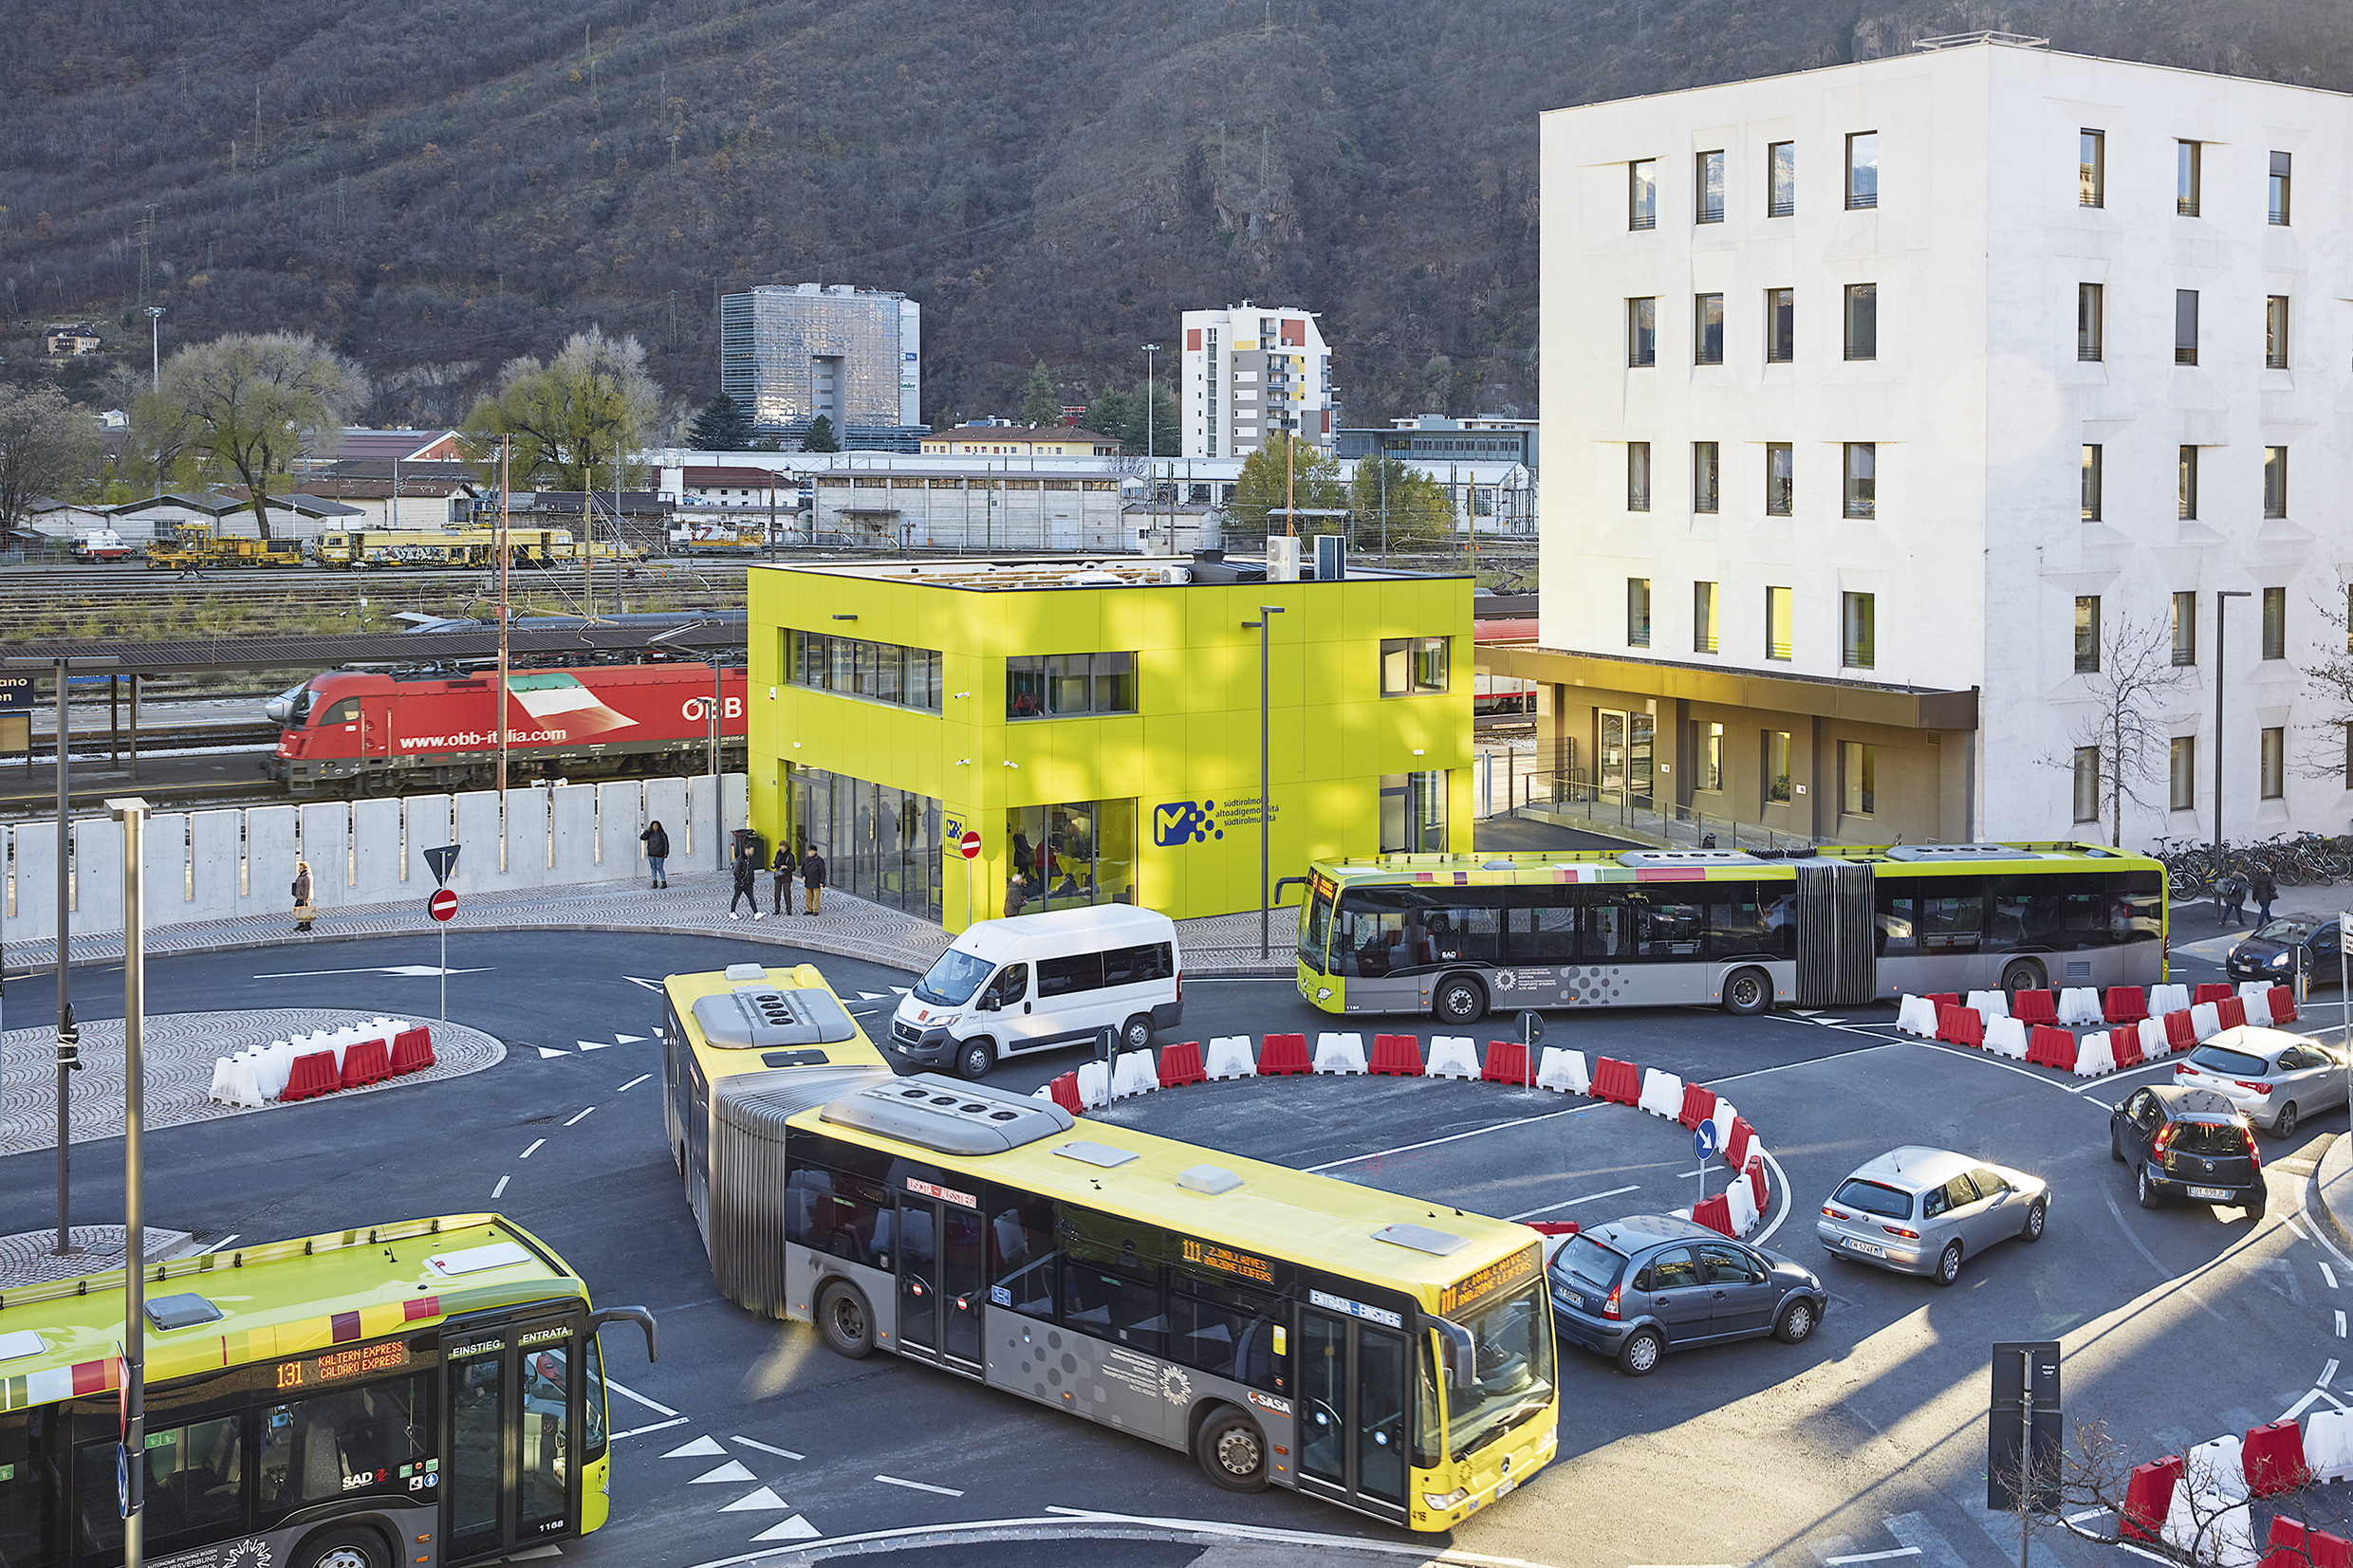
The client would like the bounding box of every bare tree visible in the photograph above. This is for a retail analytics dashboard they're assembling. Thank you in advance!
[152,333,369,539]
[0,386,101,531]
[2060,610,2191,847]
[2296,579,2353,780]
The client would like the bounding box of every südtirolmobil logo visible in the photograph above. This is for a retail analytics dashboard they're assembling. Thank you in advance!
[1154,799,1223,845]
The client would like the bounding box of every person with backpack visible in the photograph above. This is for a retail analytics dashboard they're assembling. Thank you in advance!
[800,846,826,915]
[639,820,670,889]
[771,839,799,915]
[2215,870,2249,930]
[2250,864,2277,927]
[728,846,764,920]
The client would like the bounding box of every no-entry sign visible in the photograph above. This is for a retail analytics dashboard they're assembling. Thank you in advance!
[959,831,982,861]
[428,888,458,922]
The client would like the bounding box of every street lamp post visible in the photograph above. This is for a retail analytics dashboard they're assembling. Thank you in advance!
[108,796,151,1568]
[1140,343,1161,551]
[6,654,119,1254]
[2213,589,2251,854]
[144,306,163,497]
[1243,605,1287,958]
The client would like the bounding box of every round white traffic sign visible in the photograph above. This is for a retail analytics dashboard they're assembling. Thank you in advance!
[959,831,982,861]
[428,888,458,922]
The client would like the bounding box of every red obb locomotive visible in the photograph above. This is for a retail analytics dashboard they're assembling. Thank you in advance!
[265,663,748,796]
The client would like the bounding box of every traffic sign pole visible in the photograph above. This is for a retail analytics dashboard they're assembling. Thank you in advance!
[958,830,983,934]
[427,889,459,1020]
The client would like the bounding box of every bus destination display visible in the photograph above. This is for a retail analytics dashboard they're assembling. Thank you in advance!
[1181,1237,1275,1286]
[275,1340,411,1391]
[1438,1245,1541,1318]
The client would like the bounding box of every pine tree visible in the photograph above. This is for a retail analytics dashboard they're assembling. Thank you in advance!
[1019,361,1061,426]
[687,393,757,451]
[801,415,840,453]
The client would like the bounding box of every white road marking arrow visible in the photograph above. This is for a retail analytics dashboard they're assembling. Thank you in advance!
[661,1436,726,1459]
[622,976,666,992]
[691,1461,756,1484]
[578,1040,614,1051]
[857,991,889,1001]
[255,965,493,979]
[537,1047,569,1060]
[751,1516,820,1541]
[615,1033,649,1043]
[720,1486,788,1512]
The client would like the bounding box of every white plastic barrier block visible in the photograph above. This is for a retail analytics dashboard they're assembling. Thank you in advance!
[1110,1049,1158,1099]
[2138,1017,2167,1059]
[2058,987,2104,1026]
[1426,1036,1481,1080]
[1966,988,2010,1021]
[1895,995,1939,1038]
[1638,1069,1684,1119]
[2306,1409,2353,1483]
[1984,1016,2029,1061]
[1076,1061,1111,1110]
[1727,1178,1760,1236]
[2149,983,2191,1018]
[2161,1472,2259,1567]
[2238,981,2277,1006]
[2189,1001,2223,1042]
[2185,1434,2250,1505]
[1706,1100,1739,1153]
[2072,1034,2116,1078]
[1032,1085,1055,1101]
[1204,1036,1256,1081]
[1536,1047,1590,1095]
[1313,1032,1368,1075]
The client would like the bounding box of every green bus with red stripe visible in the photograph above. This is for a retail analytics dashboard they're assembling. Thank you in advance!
[1293,842,2167,1024]
[0,1214,654,1568]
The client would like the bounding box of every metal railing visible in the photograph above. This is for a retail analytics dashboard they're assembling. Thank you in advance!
[1473,747,1816,853]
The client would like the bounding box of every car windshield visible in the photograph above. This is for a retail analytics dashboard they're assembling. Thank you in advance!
[1549,1235,1624,1294]
[913,949,993,1006]
[2187,1045,2267,1076]
[1832,1178,1912,1219]
[2173,1118,2251,1156]
[2252,918,2315,944]
[1446,1282,1556,1462]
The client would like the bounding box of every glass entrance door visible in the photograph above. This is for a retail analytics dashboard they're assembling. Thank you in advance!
[1293,1308,1411,1523]
[442,1314,581,1559]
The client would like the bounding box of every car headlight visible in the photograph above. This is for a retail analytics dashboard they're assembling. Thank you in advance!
[1425,1487,1470,1510]
[2270,950,2292,968]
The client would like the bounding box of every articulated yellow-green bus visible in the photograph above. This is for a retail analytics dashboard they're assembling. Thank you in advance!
[1293,841,2168,1024]
[0,1214,654,1568]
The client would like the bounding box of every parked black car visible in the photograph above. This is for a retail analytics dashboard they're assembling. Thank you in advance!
[2109,1084,2266,1212]
[2226,917,2343,987]
[1544,1214,1826,1376]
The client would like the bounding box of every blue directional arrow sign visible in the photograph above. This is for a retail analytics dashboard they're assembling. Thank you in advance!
[1694,1120,1717,1162]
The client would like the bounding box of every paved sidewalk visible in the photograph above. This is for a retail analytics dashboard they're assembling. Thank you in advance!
[4,867,1298,980]
[0,1225,196,1292]
[0,1008,503,1157]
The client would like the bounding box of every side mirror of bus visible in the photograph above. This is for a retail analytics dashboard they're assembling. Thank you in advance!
[588,1305,659,1363]
[1431,1318,1478,1394]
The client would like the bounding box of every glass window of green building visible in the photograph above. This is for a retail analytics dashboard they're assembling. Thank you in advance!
[1006,800,1138,913]
[1380,636,1448,696]
[1007,653,1138,719]
[787,766,944,921]
[1379,772,1449,853]
[787,631,942,711]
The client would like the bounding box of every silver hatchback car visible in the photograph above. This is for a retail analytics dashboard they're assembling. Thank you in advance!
[2173,1026,2349,1139]
[1816,1147,2050,1285]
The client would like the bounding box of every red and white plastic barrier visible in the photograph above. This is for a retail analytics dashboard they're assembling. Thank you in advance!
[2149,983,2192,1018]
[2058,987,2104,1025]
[1110,1049,1158,1099]
[1204,1036,1255,1081]
[1313,1032,1368,1075]
[1895,994,1939,1037]
[1638,1068,1683,1118]
[1984,1016,2028,1061]
[212,1019,423,1109]
[1536,1046,1589,1094]
[1426,1036,1480,1080]
[1966,988,2010,1022]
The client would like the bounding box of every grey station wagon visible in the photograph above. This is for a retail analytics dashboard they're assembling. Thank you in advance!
[1545,1214,1826,1376]
[1815,1147,2050,1285]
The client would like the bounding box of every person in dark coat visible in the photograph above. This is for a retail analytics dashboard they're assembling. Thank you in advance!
[801,847,826,915]
[639,821,670,889]
[729,847,764,920]
[771,840,799,914]
[291,858,315,933]
[2216,871,2249,930]
[2249,865,2277,927]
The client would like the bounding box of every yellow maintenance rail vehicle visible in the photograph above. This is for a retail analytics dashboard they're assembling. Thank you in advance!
[145,521,306,570]
[314,526,642,569]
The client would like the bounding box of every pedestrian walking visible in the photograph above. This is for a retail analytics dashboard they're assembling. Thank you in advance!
[729,847,764,920]
[801,846,826,915]
[2216,871,2249,930]
[771,839,799,914]
[640,820,670,889]
[2250,865,2277,928]
[291,858,315,933]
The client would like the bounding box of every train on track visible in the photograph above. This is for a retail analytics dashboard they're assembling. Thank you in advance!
[265,660,747,795]
[311,525,639,569]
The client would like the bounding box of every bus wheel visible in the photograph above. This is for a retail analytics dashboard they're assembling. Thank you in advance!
[954,1037,996,1080]
[816,1279,876,1359]
[2000,960,2046,999]
[1721,968,1773,1017]
[294,1525,392,1568]
[1432,973,1488,1026]
[1195,1404,1269,1492]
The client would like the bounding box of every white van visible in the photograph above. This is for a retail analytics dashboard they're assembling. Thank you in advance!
[887,905,1182,1079]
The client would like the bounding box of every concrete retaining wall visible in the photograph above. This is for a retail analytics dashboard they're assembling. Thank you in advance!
[1,774,749,941]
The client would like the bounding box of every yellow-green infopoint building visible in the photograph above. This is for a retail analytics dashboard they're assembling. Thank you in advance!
[746,555,1473,933]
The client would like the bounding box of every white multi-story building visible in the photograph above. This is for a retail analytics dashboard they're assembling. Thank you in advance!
[1180,303,1334,459]
[719,284,923,445]
[1514,33,2352,850]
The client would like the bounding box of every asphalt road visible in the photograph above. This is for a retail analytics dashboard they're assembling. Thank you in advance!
[5,925,2347,1567]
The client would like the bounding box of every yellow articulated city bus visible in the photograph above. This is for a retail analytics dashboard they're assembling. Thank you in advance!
[1294,841,2168,1024]
[658,962,1554,1533]
[0,1214,655,1568]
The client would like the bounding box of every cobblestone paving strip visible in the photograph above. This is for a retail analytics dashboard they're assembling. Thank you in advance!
[5,867,1294,979]
[0,1008,503,1157]
[0,1226,195,1292]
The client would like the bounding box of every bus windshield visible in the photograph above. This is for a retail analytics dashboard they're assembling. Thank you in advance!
[1446,1282,1555,1461]
[914,948,994,1005]
[1300,877,1336,972]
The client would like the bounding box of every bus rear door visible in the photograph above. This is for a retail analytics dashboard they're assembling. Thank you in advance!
[894,1187,985,1376]
[441,1308,585,1562]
